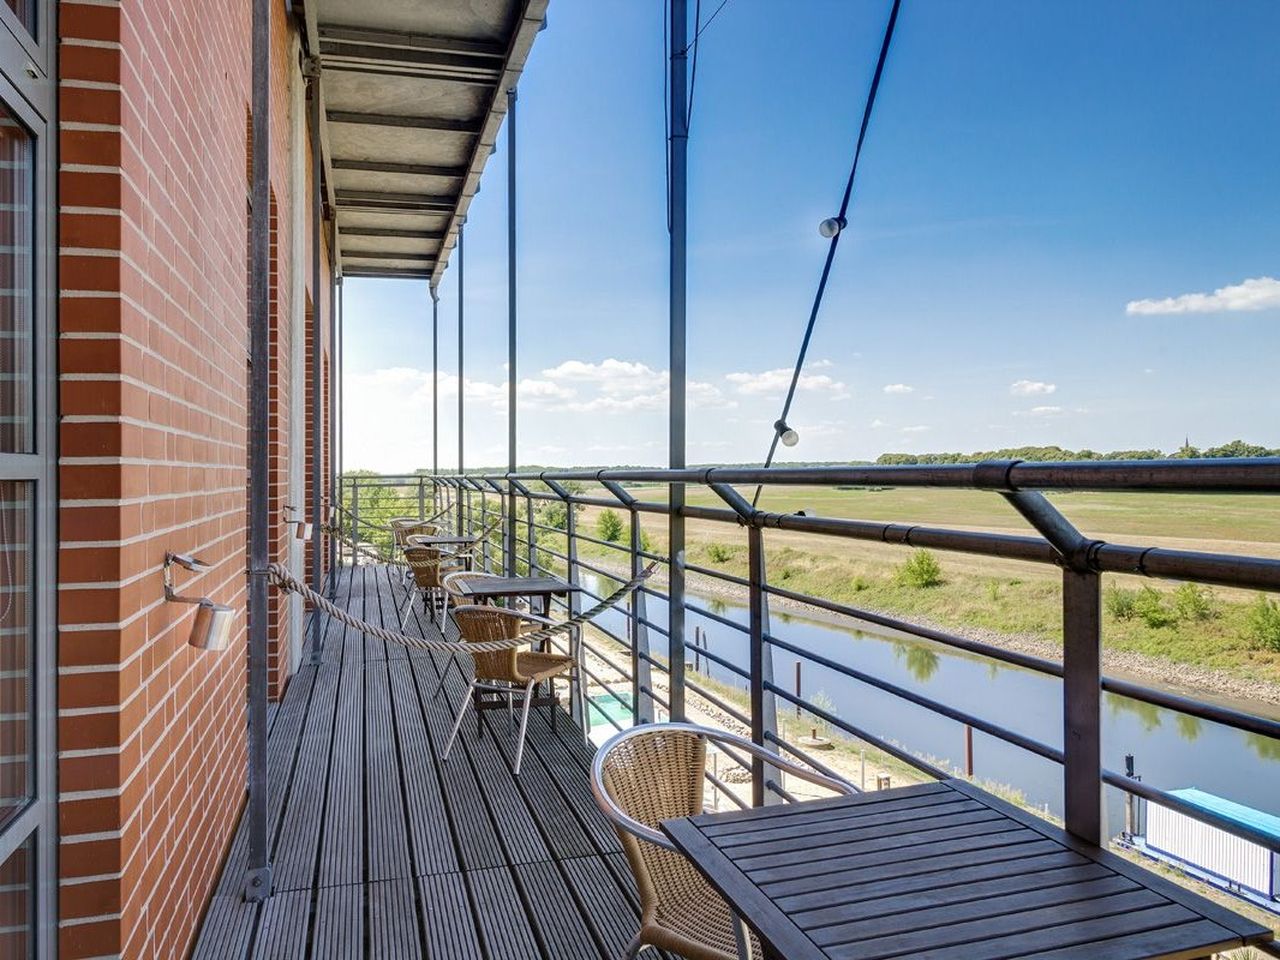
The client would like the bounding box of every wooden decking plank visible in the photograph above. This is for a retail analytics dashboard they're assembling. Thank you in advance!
[385,659,458,876]
[374,566,412,661]
[418,873,484,960]
[408,656,507,871]
[468,866,544,960]
[515,860,605,960]
[191,895,258,960]
[251,889,310,960]
[368,878,424,960]
[519,713,621,855]
[559,855,643,960]
[365,658,413,882]
[313,884,364,960]
[462,713,553,865]
[273,664,341,891]
[318,652,364,888]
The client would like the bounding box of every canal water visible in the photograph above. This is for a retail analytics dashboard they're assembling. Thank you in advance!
[579,572,1280,837]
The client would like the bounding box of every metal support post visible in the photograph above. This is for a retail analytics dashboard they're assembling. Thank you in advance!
[307,60,324,665]
[245,0,273,902]
[505,86,519,576]
[456,225,465,536]
[667,0,689,721]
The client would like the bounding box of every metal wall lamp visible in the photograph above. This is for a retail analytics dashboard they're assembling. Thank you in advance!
[283,505,313,541]
[164,552,235,651]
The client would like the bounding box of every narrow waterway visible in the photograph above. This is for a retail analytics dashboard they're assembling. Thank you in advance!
[579,572,1280,837]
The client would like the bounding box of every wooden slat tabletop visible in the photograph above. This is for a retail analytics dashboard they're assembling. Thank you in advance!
[662,779,1275,960]
[456,575,581,599]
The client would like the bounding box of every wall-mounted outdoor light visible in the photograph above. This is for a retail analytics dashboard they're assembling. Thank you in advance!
[774,419,800,448]
[818,215,847,238]
[164,552,234,651]
[284,505,313,541]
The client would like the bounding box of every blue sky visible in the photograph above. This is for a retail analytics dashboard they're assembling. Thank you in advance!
[342,0,1280,472]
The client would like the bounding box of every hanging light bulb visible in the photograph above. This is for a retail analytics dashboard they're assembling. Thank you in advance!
[818,216,847,238]
[775,419,800,448]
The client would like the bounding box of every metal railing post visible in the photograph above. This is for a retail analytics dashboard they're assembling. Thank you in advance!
[525,489,536,576]
[417,476,425,520]
[747,525,780,806]
[479,485,491,572]
[1062,569,1103,844]
[630,505,654,725]
[350,481,360,566]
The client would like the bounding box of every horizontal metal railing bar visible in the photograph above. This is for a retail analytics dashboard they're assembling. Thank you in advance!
[684,598,750,636]
[683,637,750,680]
[766,683,951,781]
[579,638,635,683]
[639,684,670,711]
[763,635,1065,766]
[765,778,801,804]
[764,581,1280,742]
[457,457,1280,493]
[1102,768,1280,855]
[582,690,627,735]
[684,561,752,589]
[706,771,750,810]
[764,730,859,790]
[683,676,752,727]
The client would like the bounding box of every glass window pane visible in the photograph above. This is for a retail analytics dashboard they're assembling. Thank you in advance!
[0,833,32,958]
[1,2,34,39]
[0,104,32,454]
[0,482,31,831]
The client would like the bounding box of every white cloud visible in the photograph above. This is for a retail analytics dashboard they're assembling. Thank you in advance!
[542,358,667,395]
[901,424,930,433]
[869,418,885,429]
[1013,405,1064,418]
[1010,379,1056,396]
[882,383,914,395]
[1125,276,1280,315]
[725,367,848,399]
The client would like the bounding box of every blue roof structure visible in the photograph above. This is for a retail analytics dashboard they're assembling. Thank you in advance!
[1172,788,1280,844]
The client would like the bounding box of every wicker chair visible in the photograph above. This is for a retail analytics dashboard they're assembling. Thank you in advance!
[442,604,576,775]
[401,545,466,630]
[591,722,856,960]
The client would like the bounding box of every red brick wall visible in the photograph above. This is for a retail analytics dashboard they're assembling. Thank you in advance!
[56,1,330,956]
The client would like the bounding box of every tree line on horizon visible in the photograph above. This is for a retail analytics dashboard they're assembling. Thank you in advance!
[874,439,1279,466]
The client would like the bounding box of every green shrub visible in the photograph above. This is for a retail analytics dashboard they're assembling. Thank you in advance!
[596,508,624,543]
[1245,594,1280,652]
[778,567,795,581]
[1104,587,1138,621]
[894,550,942,588]
[1172,582,1215,622]
[637,527,653,553]
[706,542,733,563]
[1133,586,1177,628]
[851,575,870,592]
[987,580,1001,603]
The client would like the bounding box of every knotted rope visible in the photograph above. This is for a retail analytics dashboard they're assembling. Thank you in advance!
[267,562,655,655]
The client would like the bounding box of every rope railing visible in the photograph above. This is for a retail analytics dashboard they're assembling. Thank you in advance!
[267,561,656,655]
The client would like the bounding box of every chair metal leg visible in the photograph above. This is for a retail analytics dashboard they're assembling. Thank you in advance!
[442,682,473,762]
[512,679,536,775]
[399,584,419,630]
[732,915,751,960]
[620,934,642,960]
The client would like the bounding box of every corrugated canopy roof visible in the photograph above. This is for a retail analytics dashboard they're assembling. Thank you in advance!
[299,0,547,288]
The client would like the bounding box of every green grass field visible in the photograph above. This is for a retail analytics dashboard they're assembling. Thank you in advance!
[572,485,1280,686]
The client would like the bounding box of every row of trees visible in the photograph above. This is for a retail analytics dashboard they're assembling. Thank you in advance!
[876,439,1278,466]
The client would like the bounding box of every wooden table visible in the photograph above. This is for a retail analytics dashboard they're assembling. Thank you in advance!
[453,574,580,617]
[661,779,1274,960]
[405,533,476,548]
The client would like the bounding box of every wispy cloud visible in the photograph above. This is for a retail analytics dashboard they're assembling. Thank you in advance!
[725,367,848,399]
[1125,276,1280,315]
[882,383,914,395]
[901,424,930,433]
[1010,379,1056,396]
[1013,405,1064,417]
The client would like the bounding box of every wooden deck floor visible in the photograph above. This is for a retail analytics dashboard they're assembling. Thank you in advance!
[193,564,657,960]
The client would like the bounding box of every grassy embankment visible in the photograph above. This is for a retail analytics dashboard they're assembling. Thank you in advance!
[571,485,1280,686]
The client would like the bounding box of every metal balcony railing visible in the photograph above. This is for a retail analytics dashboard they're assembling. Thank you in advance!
[336,458,1280,857]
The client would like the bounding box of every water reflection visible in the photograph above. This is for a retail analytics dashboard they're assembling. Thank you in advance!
[892,640,941,682]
